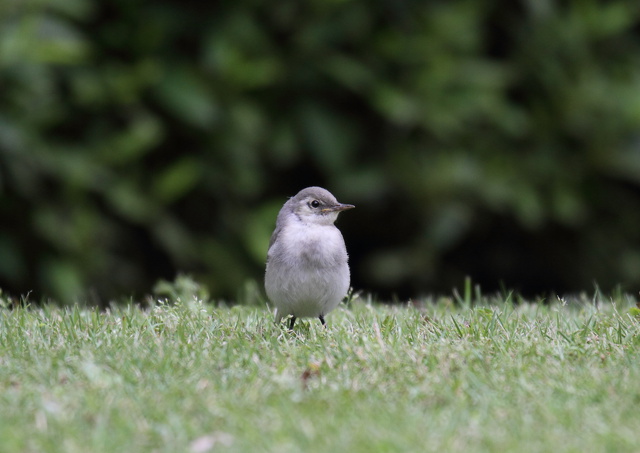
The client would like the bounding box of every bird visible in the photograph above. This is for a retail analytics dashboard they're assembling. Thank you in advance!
[265,186,355,330]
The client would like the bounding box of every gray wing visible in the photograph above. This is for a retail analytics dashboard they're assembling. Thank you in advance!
[265,224,282,265]
[268,223,282,250]
[266,202,290,262]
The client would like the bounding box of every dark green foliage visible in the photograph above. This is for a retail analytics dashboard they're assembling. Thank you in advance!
[2,0,640,302]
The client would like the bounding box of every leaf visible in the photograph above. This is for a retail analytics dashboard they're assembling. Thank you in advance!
[155,68,218,128]
[152,157,202,203]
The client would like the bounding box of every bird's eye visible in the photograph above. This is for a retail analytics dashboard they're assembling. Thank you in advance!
[310,200,320,208]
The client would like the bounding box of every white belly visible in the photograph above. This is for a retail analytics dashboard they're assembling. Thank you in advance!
[265,223,350,321]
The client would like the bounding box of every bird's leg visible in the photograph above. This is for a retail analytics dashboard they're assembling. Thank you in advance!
[288,316,297,330]
[319,315,326,327]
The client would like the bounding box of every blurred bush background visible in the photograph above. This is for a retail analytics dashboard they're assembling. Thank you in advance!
[2,0,640,303]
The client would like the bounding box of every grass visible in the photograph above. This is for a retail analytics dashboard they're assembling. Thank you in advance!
[1,290,640,453]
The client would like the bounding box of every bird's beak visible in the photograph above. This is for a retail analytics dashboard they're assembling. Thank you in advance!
[323,203,355,213]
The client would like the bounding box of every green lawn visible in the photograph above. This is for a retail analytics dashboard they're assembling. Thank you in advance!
[1,292,639,453]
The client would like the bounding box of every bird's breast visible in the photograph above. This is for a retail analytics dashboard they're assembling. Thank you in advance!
[276,223,347,269]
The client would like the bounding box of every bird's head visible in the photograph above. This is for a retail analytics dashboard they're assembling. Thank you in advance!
[287,186,354,226]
